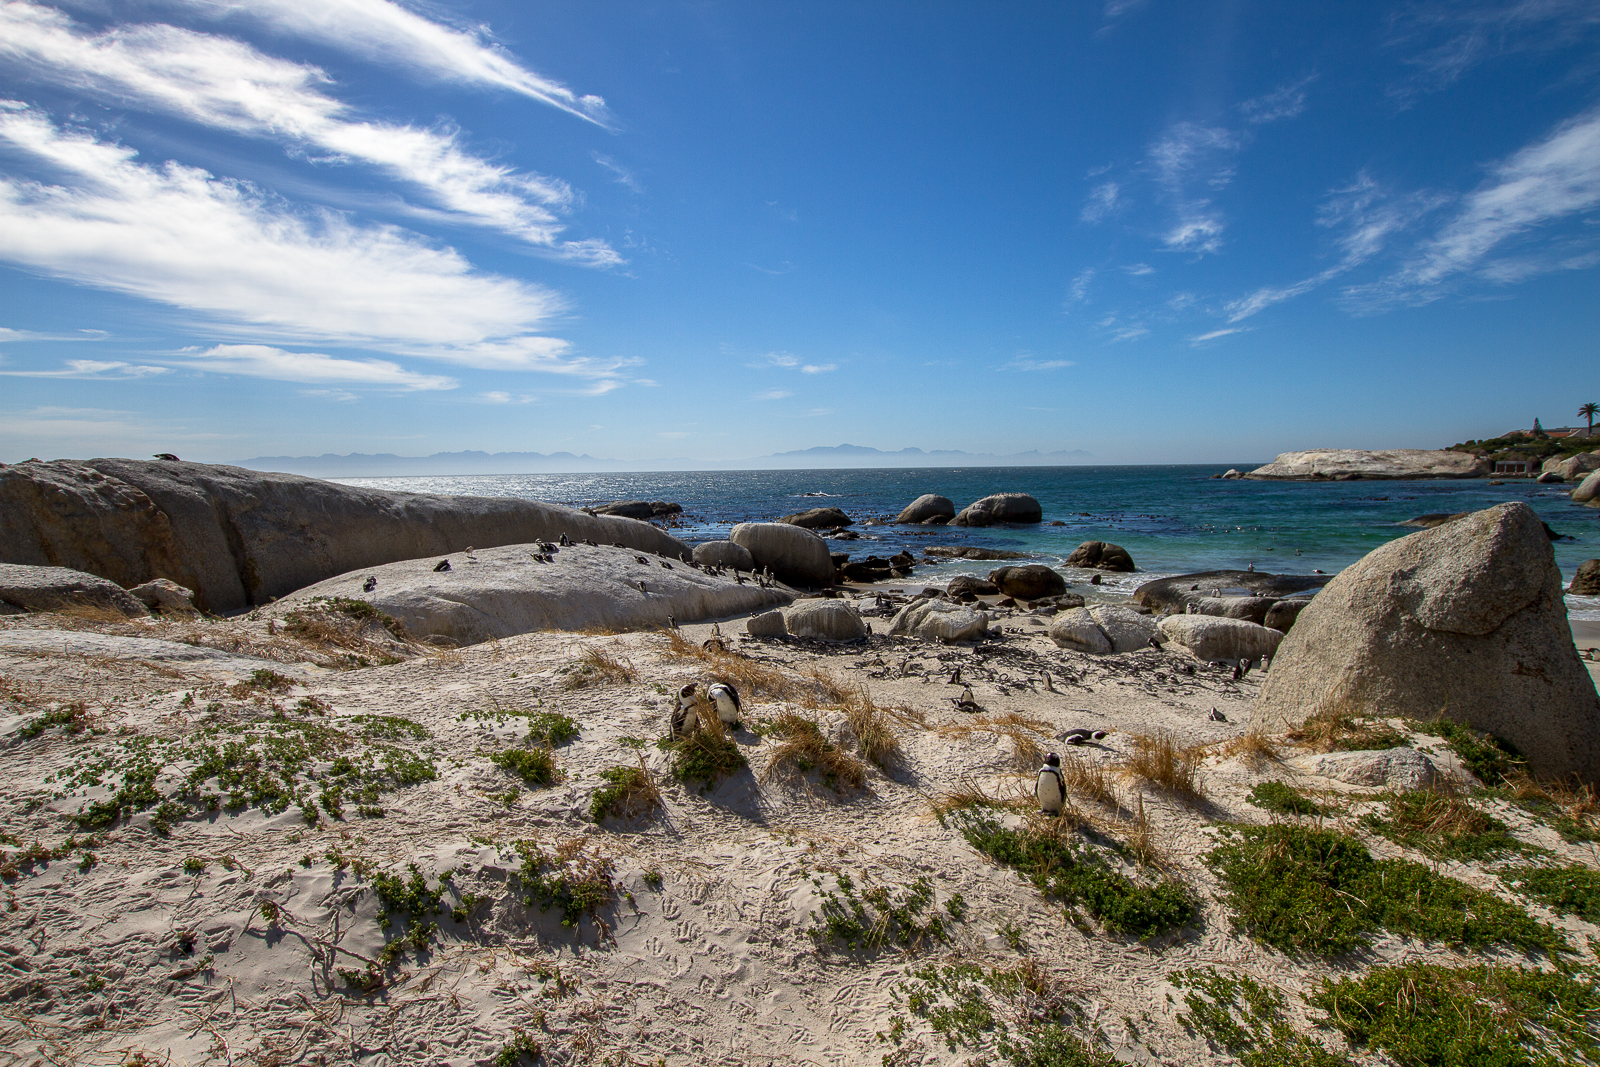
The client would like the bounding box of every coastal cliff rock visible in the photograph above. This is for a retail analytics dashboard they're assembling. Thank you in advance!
[692,540,755,571]
[1064,541,1136,572]
[895,494,955,524]
[1244,449,1490,480]
[777,506,853,529]
[729,522,835,588]
[268,542,787,646]
[888,598,989,643]
[952,493,1042,526]
[1252,502,1600,783]
[0,459,690,614]
[0,563,148,616]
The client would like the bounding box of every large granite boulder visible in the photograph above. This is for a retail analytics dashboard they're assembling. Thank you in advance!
[1572,560,1600,596]
[1544,452,1600,481]
[1087,604,1160,653]
[952,493,1042,527]
[0,459,690,614]
[1049,608,1114,655]
[592,500,682,520]
[729,523,835,588]
[895,494,955,524]
[746,610,788,637]
[1064,541,1136,572]
[988,565,1067,600]
[1157,615,1283,664]
[888,599,989,643]
[1133,571,1329,613]
[777,506,853,529]
[1252,503,1600,783]
[1244,449,1490,480]
[784,599,867,641]
[1263,599,1312,632]
[267,543,789,646]
[947,575,999,597]
[693,540,755,571]
[0,563,147,616]
[1191,595,1276,625]
[1573,469,1600,505]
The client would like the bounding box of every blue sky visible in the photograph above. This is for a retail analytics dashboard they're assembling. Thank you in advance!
[1,0,1597,466]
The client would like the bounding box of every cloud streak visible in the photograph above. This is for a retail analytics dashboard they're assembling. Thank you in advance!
[1149,122,1239,253]
[175,344,456,389]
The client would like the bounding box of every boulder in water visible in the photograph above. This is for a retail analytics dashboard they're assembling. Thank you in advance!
[952,493,1042,527]
[895,494,955,524]
[1573,469,1600,505]
[1064,541,1136,572]
[1572,560,1600,596]
[1244,449,1490,480]
[778,506,853,529]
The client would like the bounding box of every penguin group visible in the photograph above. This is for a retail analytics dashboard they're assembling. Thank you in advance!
[669,679,744,738]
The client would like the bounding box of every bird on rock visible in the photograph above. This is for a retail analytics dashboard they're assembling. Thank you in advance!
[153,453,181,461]
[1036,753,1066,815]
[433,560,451,572]
[671,684,700,739]
[707,682,742,728]
[362,576,377,593]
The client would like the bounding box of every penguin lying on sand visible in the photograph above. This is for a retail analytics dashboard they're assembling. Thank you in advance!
[707,682,742,728]
[1036,753,1066,815]
[1061,729,1108,746]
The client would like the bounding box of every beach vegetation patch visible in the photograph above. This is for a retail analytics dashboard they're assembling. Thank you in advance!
[1171,967,1350,1067]
[1214,730,1281,769]
[589,764,660,822]
[1494,775,1600,843]
[663,723,746,791]
[1410,718,1526,786]
[1361,787,1533,861]
[492,1031,543,1067]
[19,701,92,740]
[561,645,637,689]
[654,628,852,706]
[1119,731,1204,801]
[841,686,900,770]
[760,712,866,791]
[812,871,950,953]
[1287,704,1407,753]
[511,838,615,929]
[1502,864,1600,923]
[1205,824,1565,956]
[1247,780,1322,817]
[1312,962,1600,1067]
[492,747,559,788]
[946,810,1195,939]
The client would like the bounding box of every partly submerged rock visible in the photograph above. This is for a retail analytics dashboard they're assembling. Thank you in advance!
[1157,614,1283,664]
[1544,452,1600,481]
[0,563,147,617]
[1244,449,1490,480]
[592,500,682,520]
[778,507,853,529]
[1133,571,1328,613]
[895,494,956,524]
[1573,469,1600,505]
[729,523,835,588]
[952,493,1042,527]
[784,598,867,641]
[1064,541,1136,572]
[1572,560,1600,596]
[923,546,1028,560]
[888,598,988,643]
[268,542,789,646]
[1252,502,1600,783]
[1291,747,1440,790]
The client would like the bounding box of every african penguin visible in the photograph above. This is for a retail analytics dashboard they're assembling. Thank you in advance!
[706,682,742,727]
[1062,729,1107,746]
[1036,753,1066,815]
[433,559,451,572]
[671,683,699,739]
[362,576,377,593]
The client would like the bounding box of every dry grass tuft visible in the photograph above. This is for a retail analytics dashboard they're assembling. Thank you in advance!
[841,684,900,769]
[930,774,1033,816]
[653,630,857,709]
[937,712,1051,771]
[1214,730,1281,769]
[48,601,144,625]
[1286,695,1408,754]
[561,645,638,689]
[1061,754,1119,808]
[1119,731,1205,801]
[760,713,866,791]
[590,759,662,822]
[1121,793,1166,870]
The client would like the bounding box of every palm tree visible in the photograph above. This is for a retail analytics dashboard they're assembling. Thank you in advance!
[1582,402,1599,436]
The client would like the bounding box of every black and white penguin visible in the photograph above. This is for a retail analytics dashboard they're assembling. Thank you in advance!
[707,682,742,727]
[1208,708,1227,722]
[559,533,570,546]
[671,683,699,739]
[1036,753,1066,815]
[362,576,377,593]
[433,559,451,572]
[1062,729,1108,746]
[153,453,181,461]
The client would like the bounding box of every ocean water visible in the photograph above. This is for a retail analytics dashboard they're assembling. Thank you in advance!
[333,465,1600,619]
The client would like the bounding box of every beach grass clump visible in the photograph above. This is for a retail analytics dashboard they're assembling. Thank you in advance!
[842,685,900,769]
[812,872,950,953]
[511,838,615,929]
[1361,787,1532,861]
[1214,730,1281,769]
[938,713,1049,771]
[1286,702,1408,753]
[663,720,746,791]
[1061,755,1118,808]
[946,810,1195,939]
[561,645,637,689]
[1204,824,1565,957]
[283,597,410,658]
[761,712,866,791]
[491,746,560,788]
[930,775,1034,817]
[1312,962,1600,1067]
[1410,717,1526,786]
[1119,731,1204,801]
[654,629,853,706]
[1247,780,1322,816]
[1502,864,1600,923]
[589,764,661,822]
[1171,967,1350,1067]
[1498,775,1600,843]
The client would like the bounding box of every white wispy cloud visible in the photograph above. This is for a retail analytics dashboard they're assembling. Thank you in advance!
[1191,327,1245,344]
[168,0,613,125]
[0,3,616,263]
[0,106,601,374]
[1123,262,1155,276]
[174,344,456,389]
[1239,76,1316,124]
[1388,1,1600,101]
[0,358,169,378]
[300,388,360,402]
[479,390,536,404]
[1003,357,1075,371]
[800,362,836,374]
[1065,268,1094,307]
[755,389,794,400]
[1081,181,1120,223]
[1150,122,1239,254]
[751,351,834,374]
[1108,325,1149,342]
[1098,0,1148,34]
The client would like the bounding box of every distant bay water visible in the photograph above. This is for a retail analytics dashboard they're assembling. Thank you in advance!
[331,465,1600,620]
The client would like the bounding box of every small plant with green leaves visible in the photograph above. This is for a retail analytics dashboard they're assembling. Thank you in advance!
[1503,864,1600,923]
[946,810,1195,940]
[642,868,664,890]
[339,965,385,994]
[812,872,950,953]
[998,920,1025,952]
[525,710,579,747]
[246,668,293,693]
[511,838,615,929]
[19,701,91,740]
[1172,967,1350,1067]
[182,856,207,876]
[663,724,746,791]
[493,1030,543,1067]
[1246,780,1321,817]
[1361,787,1533,861]
[1205,823,1565,957]
[491,747,560,788]
[590,764,660,822]
[1410,718,1526,786]
[1313,962,1600,1066]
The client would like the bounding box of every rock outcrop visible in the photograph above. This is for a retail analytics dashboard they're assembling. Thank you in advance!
[784,599,867,641]
[1252,502,1600,783]
[1133,571,1328,614]
[1190,596,1276,625]
[1086,605,1160,653]
[268,542,788,646]
[1157,615,1283,664]
[592,500,682,520]
[947,575,999,597]
[888,599,989,643]
[1291,748,1440,790]
[1064,541,1136,572]
[988,565,1067,600]
[1544,452,1600,481]
[1573,560,1600,596]
[1573,469,1600,505]
[1244,449,1490,480]
[1049,608,1113,655]
[127,578,198,614]
[0,459,690,614]
[0,563,148,616]
[777,507,852,529]
[692,541,755,572]
[952,493,1042,526]
[729,523,836,588]
[746,610,788,637]
[895,495,955,524]
[923,546,1028,561]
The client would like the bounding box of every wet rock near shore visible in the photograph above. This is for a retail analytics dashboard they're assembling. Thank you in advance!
[1064,540,1136,572]
[989,564,1066,600]
[894,494,955,524]
[952,492,1042,527]
[591,500,683,520]
[1569,560,1600,596]
[1574,469,1600,505]
[1244,448,1491,480]
[777,506,853,529]
[923,545,1028,561]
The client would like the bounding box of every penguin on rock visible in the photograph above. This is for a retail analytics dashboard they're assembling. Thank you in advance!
[1036,753,1066,815]
[706,682,742,728]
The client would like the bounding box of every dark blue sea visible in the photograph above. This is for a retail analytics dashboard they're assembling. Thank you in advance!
[333,465,1600,619]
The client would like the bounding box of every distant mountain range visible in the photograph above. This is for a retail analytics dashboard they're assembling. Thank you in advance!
[237,444,1096,478]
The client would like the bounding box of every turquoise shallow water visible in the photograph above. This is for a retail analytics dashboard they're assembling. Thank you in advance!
[332,465,1600,619]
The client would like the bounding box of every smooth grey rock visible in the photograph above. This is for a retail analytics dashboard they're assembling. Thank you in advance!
[784,598,867,641]
[947,575,999,597]
[1572,560,1600,596]
[888,599,988,642]
[1191,595,1276,625]
[1087,604,1159,653]
[1573,469,1600,504]
[0,630,317,681]
[1263,598,1312,632]
[777,506,853,529]
[923,545,1028,560]
[269,542,789,646]
[0,563,147,616]
[895,494,956,524]
[952,493,1042,527]
[989,565,1067,600]
[693,540,755,571]
[1291,747,1440,789]
[127,578,197,613]
[1064,541,1136,572]
[1244,449,1490,480]
[1545,452,1600,481]
[729,522,835,588]
[593,500,681,519]
[0,459,690,613]
[746,610,788,637]
[1133,571,1329,613]
[1252,502,1600,783]
[1538,471,1564,484]
[1158,614,1283,663]
[1049,608,1113,654]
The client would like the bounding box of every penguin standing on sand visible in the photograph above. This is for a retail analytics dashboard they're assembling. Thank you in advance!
[1036,753,1066,815]
[671,683,700,739]
[706,682,742,728]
